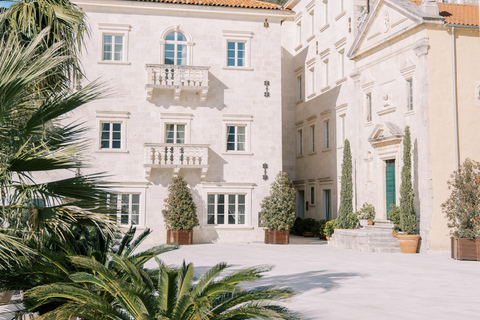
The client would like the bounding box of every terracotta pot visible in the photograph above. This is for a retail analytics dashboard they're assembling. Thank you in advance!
[318,235,327,240]
[397,234,420,253]
[368,220,374,225]
[265,229,289,244]
[326,235,331,241]
[167,230,193,245]
[392,231,397,238]
[0,291,13,305]
[302,231,315,237]
[451,237,480,261]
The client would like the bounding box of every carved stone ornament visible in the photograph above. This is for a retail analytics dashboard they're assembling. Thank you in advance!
[382,94,392,108]
[382,10,391,33]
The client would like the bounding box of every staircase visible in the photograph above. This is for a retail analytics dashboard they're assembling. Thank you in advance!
[329,220,401,253]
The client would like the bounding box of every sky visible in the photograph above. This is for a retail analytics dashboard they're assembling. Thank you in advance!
[0,1,15,9]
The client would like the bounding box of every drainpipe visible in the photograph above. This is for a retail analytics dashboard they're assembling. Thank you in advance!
[451,26,460,172]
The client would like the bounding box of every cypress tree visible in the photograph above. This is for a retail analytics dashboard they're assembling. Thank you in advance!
[337,139,353,229]
[399,126,417,234]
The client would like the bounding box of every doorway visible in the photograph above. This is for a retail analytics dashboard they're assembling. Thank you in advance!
[385,159,396,219]
[297,190,305,219]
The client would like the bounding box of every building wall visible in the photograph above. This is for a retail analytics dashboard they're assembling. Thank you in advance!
[73,0,291,244]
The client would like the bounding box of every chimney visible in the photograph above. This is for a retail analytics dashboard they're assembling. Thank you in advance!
[420,0,439,16]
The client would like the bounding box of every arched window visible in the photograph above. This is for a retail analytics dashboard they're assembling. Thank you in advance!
[164,31,187,65]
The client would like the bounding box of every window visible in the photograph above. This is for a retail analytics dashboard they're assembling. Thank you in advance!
[323,189,331,220]
[310,125,315,152]
[227,125,246,151]
[108,193,140,226]
[296,75,303,101]
[309,10,315,37]
[103,35,123,61]
[323,59,329,88]
[366,93,372,122]
[165,124,186,144]
[227,41,245,67]
[101,122,121,149]
[323,120,330,149]
[407,79,413,111]
[207,194,246,225]
[297,129,303,155]
[310,186,315,205]
[309,67,315,96]
[339,50,345,79]
[164,31,187,65]
[340,115,346,144]
[296,21,302,46]
[323,0,329,25]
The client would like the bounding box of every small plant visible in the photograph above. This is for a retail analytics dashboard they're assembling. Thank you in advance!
[388,204,401,232]
[345,212,359,229]
[315,219,327,237]
[357,203,376,221]
[442,158,480,239]
[162,176,199,231]
[324,219,338,237]
[259,172,296,230]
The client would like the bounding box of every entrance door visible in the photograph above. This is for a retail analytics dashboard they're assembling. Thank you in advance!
[385,160,396,219]
[297,190,305,219]
[323,189,331,220]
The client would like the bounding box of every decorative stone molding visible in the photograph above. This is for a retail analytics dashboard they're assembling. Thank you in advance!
[368,122,404,148]
[413,37,429,57]
[350,69,361,82]
[400,58,416,79]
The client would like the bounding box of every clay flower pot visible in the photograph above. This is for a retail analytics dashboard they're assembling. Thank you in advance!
[167,230,193,245]
[368,220,374,226]
[302,231,315,237]
[397,234,420,253]
[265,229,289,244]
[392,231,397,238]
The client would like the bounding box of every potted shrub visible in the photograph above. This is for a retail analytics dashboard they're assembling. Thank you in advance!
[397,126,420,253]
[357,203,376,226]
[301,218,316,237]
[345,212,359,229]
[315,219,327,240]
[162,176,199,245]
[442,158,480,261]
[324,219,338,241]
[291,217,304,236]
[260,172,296,244]
[388,204,401,237]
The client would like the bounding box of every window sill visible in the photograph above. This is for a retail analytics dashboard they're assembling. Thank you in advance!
[97,61,131,65]
[222,152,253,156]
[336,77,347,86]
[335,11,347,21]
[201,225,254,230]
[364,121,374,127]
[120,225,147,231]
[404,110,415,117]
[377,106,396,116]
[322,148,331,153]
[307,92,317,99]
[294,44,303,52]
[308,151,317,155]
[306,34,316,43]
[310,204,316,207]
[320,85,331,93]
[295,99,304,105]
[320,24,330,33]
[222,66,254,71]
[95,149,129,153]
[296,154,304,158]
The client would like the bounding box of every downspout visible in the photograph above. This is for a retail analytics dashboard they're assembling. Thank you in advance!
[451,26,460,172]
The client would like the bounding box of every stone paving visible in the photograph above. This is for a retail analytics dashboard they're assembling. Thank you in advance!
[144,236,480,320]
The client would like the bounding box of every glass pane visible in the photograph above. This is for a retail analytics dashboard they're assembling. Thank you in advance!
[112,141,121,149]
[102,123,110,131]
[237,126,245,135]
[237,50,244,59]
[227,50,235,58]
[207,215,215,224]
[228,195,235,204]
[166,124,175,143]
[132,194,140,204]
[101,132,110,140]
[208,194,215,205]
[104,35,112,44]
[115,36,123,45]
[227,58,235,67]
[238,42,245,50]
[237,58,244,67]
[113,123,121,131]
[114,52,122,61]
[112,132,121,140]
[177,32,186,41]
[101,141,109,149]
[131,215,139,225]
[227,42,235,50]
[208,204,215,214]
[166,31,175,40]
[238,195,245,205]
[228,214,235,224]
[103,52,112,61]
[218,215,224,224]
[238,215,245,224]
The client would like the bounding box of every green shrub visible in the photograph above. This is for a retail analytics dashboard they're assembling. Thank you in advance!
[399,126,418,234]
[315,219,327,236]
[291,217,304,235]
[345,212,359,229]
[388,204,401,232]
[337,140,353,229]
[324,219,338,237]
[302,218,316,233]
[259,172,296,230]
[357,203,376,221]
[162,176,199,231]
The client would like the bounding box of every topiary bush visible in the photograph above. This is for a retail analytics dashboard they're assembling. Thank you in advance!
[388,204,401,232]
[442,158,480,239]
[162,176,199,231]
[259,172,296,231]
[315,219,327,237]
[357,203,376,221]
[324,219,338,237]
[399,126,417,234]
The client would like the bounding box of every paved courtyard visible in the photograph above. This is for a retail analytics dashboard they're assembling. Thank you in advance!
[145,236,480,320]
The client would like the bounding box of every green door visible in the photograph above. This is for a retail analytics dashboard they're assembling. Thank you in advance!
[385,160,396,219]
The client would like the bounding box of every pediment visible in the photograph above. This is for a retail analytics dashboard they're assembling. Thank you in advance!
[348,0,435,60]
[368,122,404,147]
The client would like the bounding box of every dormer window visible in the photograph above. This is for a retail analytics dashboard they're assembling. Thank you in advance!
[164,31,187,65]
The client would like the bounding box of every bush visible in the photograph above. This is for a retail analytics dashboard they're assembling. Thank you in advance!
[315,219,327,237]
[345,212,359,229]
[291,217,304,235]
[388,204,401,232]
[259,172,296,230]
[357,203,376,221]
[399,126,417,234]
[162,176,199,231]
[302,218,316,233]
[337,139,353,229]
[442,158,480,239]
[324,219,338,237]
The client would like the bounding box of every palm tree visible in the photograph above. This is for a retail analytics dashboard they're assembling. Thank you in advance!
[24,255,302,320]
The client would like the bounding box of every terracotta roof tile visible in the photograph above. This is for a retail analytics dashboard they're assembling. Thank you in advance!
[128,0,283,10]
[410,1,479,27]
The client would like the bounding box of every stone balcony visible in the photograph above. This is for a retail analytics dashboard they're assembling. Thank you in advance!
[144,143,209,179]
[145,64,209,102]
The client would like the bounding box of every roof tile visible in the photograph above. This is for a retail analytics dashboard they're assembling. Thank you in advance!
[410,1,479,27]
[128,0,283,10]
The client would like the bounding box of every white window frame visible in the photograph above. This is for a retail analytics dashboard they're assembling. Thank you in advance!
[165,123,186,144]
[297,128,303,156]
[95,111,129,153]
[296,73,303,102]
[98,23,131,65]
[201,182,255,228]
[206,193,247,226]
[160,113,193,144]
[223,30,253,70]
[366,92,373,123]
[406,78,414,111]
[226,41,246,67]
[310,125,316,153]
[310,185,316,206]
[159,27,194,66]
[107,183,147,228]
[335,103,347,148]
[296,21,302,47]
[323,120,330,150]
[323,0,329,26]
[222,114,253,154]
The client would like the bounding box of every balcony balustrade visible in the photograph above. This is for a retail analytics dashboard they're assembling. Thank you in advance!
[144,143,209,179]
[145,64,209,102]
